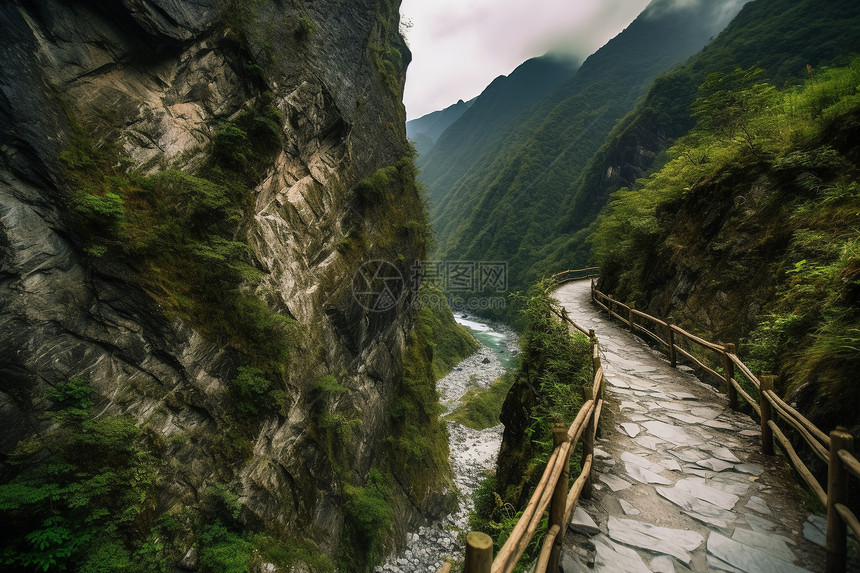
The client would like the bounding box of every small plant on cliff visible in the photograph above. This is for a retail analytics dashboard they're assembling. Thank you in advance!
[339,469,394,570]
[228,366,284,417]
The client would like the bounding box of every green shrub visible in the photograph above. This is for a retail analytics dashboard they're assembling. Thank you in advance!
[228,366,277,416]
[254,535,334,573]
[341,469,393,567]
[446,372,515,430]
[213,124,252,172]
[314,375,348,393]
[0,379,162,571]
[369,43,403,96]
[199,524,253,573]
[74,191,125,221]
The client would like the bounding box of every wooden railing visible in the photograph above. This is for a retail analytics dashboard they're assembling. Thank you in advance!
[551,267,600,286]
[592,282,858,573]
[438,275,605,573]
[436,275,856,572]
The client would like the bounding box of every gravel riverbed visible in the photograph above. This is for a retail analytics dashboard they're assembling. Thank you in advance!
[374,319,517,573]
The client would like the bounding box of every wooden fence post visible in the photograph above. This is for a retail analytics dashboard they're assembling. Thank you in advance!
[667,323,677,368]
[628,307,634,331]
[591,279,595,301]
[722,344,738,410]
[548,424,570,572]
[582,385,595,500]
[464,532,493,573]
[826,427,854,573]
[760,375,775,455]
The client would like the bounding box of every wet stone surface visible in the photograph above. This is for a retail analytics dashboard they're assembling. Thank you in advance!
[554,280,825,573]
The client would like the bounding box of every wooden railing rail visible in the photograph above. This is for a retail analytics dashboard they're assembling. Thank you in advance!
[589,281,858,573]
[439,275,857,572]
[551,267,600,286]
[442,278,605,573]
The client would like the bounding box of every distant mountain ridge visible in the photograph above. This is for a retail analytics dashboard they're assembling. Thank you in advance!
[426,0,749,320]
[406,98,474,155]
[416,54,580,205]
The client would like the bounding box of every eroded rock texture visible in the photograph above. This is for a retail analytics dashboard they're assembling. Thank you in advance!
[0,0,447,562]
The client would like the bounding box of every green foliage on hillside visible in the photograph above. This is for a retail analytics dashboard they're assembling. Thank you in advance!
[594,59,860,430]
[428,3,742,323]
[338,157,433,263]
[369,0,411,101]
[0,378,162,571]
[538,0,860,279]
[0,378,335,572]
[197,484,335,573]
[469,281,591,569]
[417,55,579,205]
[340,469,394,568]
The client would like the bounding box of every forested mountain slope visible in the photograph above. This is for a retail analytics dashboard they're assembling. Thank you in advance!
[406,98,474,156]
[429,0,747,319]
[538,0,860,272]
[417,55,579,205]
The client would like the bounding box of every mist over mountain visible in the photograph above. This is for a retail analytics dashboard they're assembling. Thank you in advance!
[406,98,474,155]
[425,0,748,317]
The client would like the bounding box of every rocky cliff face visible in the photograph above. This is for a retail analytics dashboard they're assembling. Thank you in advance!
[0,0,447,566]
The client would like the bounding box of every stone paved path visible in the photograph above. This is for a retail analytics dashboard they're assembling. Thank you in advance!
[554,280,826,573]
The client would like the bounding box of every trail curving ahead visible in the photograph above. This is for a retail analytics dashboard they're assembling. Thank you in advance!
[554,280,826,573]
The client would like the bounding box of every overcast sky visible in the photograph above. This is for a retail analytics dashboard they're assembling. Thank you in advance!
[400,0,653,120]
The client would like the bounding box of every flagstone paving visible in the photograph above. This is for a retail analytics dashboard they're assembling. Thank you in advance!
[554,280,825,573]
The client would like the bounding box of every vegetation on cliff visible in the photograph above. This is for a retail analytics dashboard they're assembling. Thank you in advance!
[0,0,468,570]
[594,58,860,432]
[0,378,337,572]
[60,81,295,381]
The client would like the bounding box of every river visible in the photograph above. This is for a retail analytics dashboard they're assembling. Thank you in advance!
[375,315,518,573]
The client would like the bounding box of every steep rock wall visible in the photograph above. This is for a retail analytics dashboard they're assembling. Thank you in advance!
[0,0,447,565]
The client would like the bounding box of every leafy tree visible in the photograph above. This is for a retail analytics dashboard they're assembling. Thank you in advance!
[228,366,279,417]
[691,68,778,158]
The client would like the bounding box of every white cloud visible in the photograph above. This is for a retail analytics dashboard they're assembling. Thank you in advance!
[400,0,652,119]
